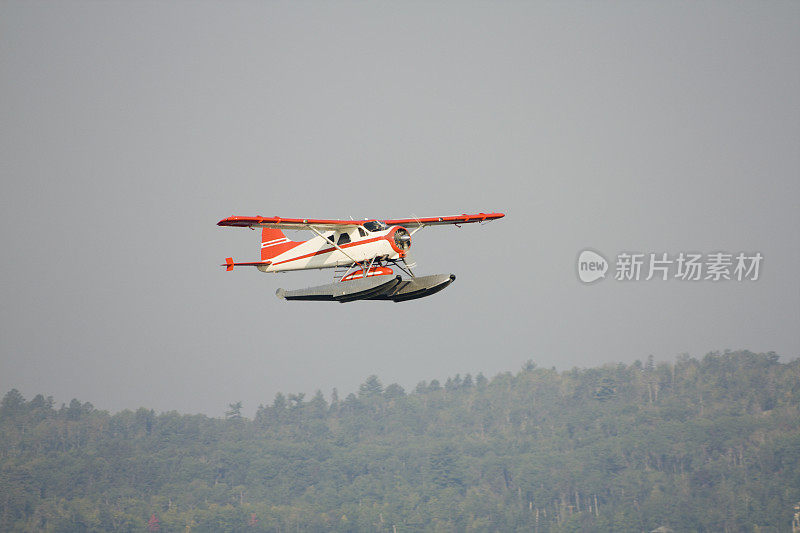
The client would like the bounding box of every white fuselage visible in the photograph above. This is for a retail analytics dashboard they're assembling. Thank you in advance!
[258,227,401,273]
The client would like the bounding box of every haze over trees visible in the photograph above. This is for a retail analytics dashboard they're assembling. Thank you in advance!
[1,350,798,532]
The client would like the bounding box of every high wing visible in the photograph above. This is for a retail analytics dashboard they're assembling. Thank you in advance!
[217,212,504,230]
[217,216,362,231]
[382,213,504,228]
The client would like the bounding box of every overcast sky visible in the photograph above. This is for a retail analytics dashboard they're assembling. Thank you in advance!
[2,2,798,417]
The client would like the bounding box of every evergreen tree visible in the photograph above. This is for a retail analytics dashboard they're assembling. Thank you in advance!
[359,375,383,398]
[225,401,243,419]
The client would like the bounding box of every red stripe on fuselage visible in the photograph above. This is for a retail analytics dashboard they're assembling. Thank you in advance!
[271,235,387,266]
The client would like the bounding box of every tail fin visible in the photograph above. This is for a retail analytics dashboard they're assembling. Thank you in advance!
[261,228,299,260]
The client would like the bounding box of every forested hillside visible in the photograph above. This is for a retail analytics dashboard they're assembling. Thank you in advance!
[2,350,799,532]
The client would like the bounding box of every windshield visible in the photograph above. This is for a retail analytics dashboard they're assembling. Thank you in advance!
[363,220,388,232]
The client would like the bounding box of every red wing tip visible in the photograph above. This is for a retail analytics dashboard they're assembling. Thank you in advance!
[218,216,258,227]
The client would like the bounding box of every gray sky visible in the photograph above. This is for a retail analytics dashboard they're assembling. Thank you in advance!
[2,2,798,417]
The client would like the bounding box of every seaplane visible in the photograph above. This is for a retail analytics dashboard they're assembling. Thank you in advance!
[218,212,505,302]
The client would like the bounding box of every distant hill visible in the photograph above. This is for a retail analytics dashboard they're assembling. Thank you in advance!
[2,350,799,532]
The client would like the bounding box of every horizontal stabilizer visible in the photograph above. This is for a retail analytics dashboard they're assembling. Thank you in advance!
[222,258,271,271]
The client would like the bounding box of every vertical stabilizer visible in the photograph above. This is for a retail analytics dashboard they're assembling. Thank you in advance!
[261,228,298,260]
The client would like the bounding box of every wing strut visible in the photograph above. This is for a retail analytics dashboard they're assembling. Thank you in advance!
[409,214,425,236]
[307,226,362,268]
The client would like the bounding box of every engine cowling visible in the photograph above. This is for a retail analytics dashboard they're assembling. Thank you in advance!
[393,227,411,252]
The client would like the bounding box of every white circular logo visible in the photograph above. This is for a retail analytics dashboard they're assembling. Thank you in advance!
[577,250,608,283]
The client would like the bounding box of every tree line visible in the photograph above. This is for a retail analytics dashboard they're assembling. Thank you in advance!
[1,350,799,532]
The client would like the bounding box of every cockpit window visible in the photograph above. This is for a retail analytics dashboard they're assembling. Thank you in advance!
[363,220,388,232]
[337,233,351,245]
